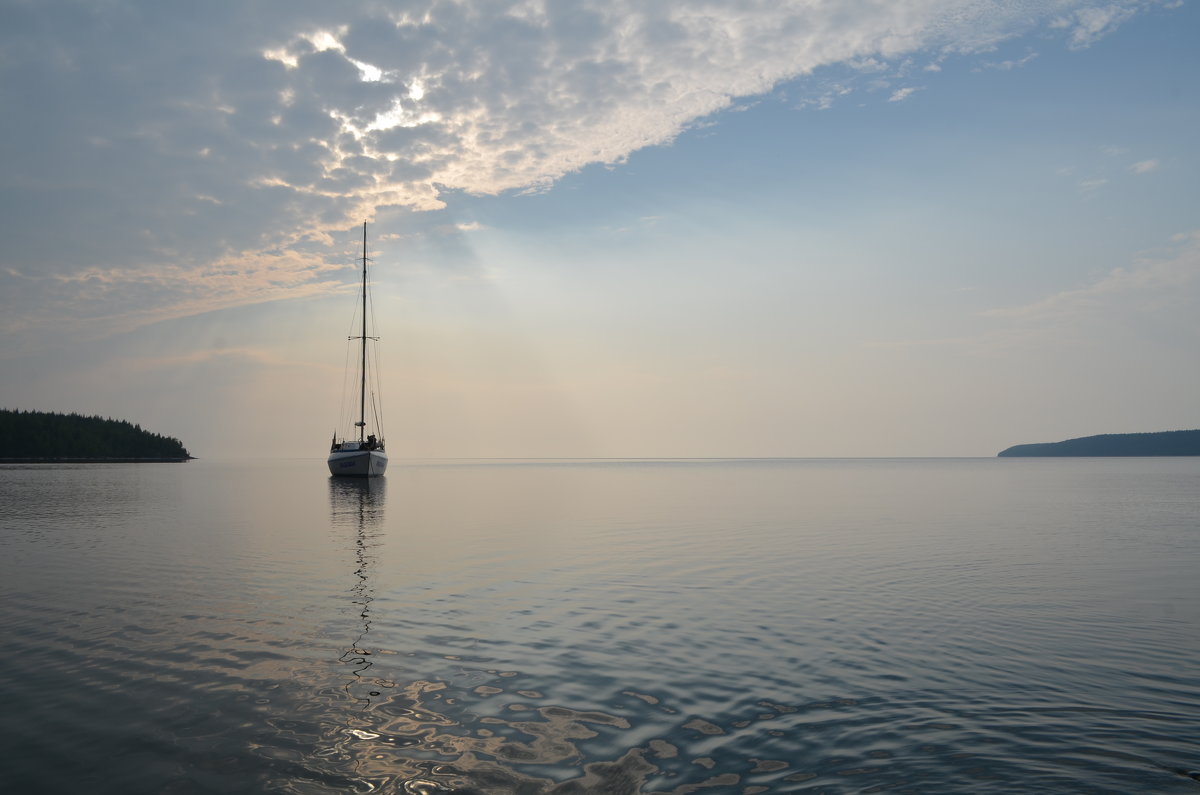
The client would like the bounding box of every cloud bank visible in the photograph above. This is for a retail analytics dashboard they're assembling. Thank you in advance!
[0,0,1154,342]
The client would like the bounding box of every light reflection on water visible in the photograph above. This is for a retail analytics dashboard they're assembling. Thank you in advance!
[329,477,386,711]
[1,458,1199,793]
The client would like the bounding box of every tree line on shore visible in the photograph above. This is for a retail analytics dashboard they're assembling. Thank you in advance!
[998,429,1200,457]
[0,409,191,460]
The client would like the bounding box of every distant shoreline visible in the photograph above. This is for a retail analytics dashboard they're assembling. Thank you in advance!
[998,429,1200,457]
[0,409,192,461]
[0,457,193,464]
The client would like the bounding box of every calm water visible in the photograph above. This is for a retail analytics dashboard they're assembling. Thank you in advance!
[1,458,1198,794]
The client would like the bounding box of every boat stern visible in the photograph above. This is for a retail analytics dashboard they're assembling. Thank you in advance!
[327,449,388,477]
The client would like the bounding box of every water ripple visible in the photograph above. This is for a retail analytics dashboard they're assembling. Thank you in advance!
[2,459,1199,792]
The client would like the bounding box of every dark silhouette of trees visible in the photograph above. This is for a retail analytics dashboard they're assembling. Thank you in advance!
[0,409,191,460]
[998,429,1200,457]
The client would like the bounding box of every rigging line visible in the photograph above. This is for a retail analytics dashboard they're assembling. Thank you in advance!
[337,331,354,439]
[369,337,385,439]
[339,274,364,438]
[364,251,385,440]
[370,391,382,444]
[365,371,382,440]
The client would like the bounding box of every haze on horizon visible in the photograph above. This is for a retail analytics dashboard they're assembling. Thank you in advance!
[1,0,1197,459]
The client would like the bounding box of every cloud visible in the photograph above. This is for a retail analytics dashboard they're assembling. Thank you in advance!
[876,231,1200,359]
[796,83,854,110]
[1130,159,1159,174]
[888,86,921,102]
[849,57,891,73]
[0,0,1160,345]
[985,230,1200,326]
[978,51,1038,70]
[0,248,348,350]
[1053,4,1139,49]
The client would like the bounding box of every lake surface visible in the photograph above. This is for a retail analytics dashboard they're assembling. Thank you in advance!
[1,457,1198,793]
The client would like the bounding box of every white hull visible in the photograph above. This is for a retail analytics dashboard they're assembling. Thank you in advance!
[327,449,388,477]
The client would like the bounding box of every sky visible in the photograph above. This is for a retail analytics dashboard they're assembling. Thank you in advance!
[1,0,1197,459]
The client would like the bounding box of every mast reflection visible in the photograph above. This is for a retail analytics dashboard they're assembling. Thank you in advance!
[316,475,678,793]
[328,476,387,709]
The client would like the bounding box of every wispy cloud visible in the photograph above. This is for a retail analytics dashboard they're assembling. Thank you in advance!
[0,0,1164,344]
[878,231,1200,358]
[888,87,921,102]
[985,230,1200,325]
[849,57,891,73]
[978,51,1038,70]
[797,84,854,110]
[0,249,349,349]
[1052,4,1139,49]
[1058,147,1158,197]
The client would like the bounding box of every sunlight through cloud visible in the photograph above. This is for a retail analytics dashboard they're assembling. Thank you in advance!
[0,0,1169,344]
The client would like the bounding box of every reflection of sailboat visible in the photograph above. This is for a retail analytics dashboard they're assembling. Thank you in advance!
[316,477,671,792]
[328,477,387,708]
[328,222,388,477]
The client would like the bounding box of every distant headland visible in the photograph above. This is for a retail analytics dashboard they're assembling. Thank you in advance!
[0,409,192,462]
[998,429,1200,457]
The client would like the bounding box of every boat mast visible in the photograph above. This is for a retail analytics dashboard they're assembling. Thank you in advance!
[358,221,368,442]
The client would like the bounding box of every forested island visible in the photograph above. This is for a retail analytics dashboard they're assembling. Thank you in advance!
[998,429,1200,457]
[0,409,192,462]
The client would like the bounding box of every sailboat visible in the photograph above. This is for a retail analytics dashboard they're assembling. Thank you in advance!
[328,222,389,477]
